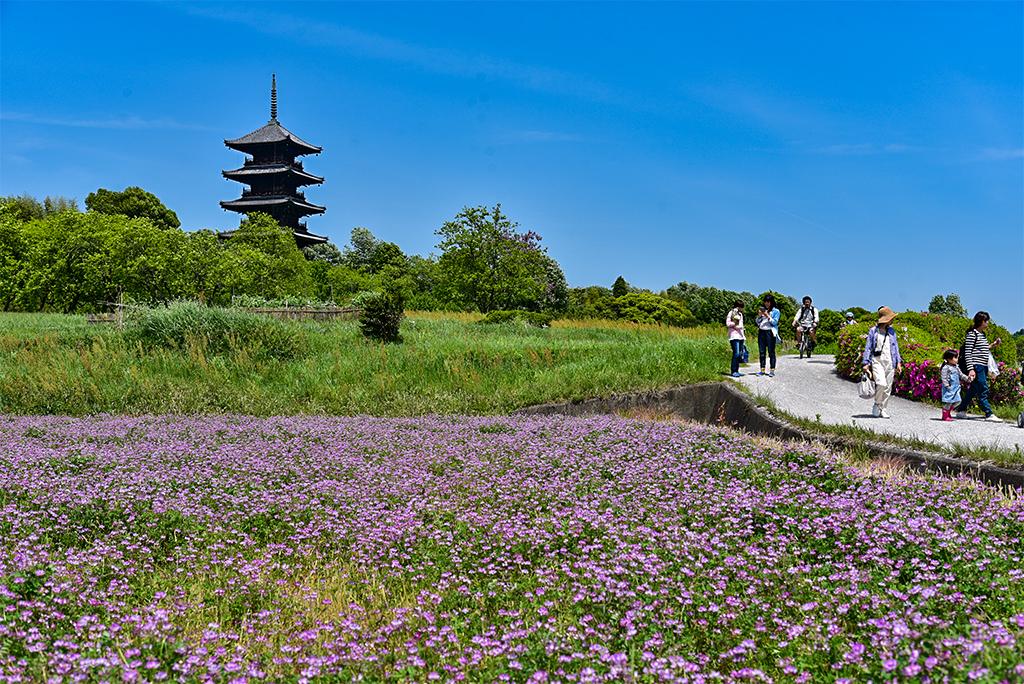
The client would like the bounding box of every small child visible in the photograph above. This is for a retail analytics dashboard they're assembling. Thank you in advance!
[941,349,970,421]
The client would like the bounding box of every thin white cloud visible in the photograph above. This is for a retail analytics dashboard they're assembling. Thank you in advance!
[694,84,826,137]
[978,147,1024,161]
[1,112,212,131]
[812,142,916,156]
[182,5,619,104]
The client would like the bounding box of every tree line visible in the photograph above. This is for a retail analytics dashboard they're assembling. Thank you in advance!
[10,187,982,334]
[0,189,571,315]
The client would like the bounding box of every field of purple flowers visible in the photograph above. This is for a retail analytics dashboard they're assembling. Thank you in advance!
[1,415,1022,682]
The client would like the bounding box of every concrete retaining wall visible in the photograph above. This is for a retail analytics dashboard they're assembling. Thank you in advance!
[516,382,1024,490]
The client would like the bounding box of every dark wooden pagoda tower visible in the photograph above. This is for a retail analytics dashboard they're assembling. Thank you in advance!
[220,75,328,247]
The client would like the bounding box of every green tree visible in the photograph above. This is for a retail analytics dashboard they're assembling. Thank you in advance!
[176,230,224,304]
[341,227,407,274]
[1,194,78,222]
[609,292,696,328]
[14,211,123,312]
[85,186,180,230]
[43,196,78,215]
[541,256,569,313]
[843,306,871,322]
[816,308,845,346]
[436,204,556,313]
[664,281,758,325]
[216,213,312,299]
[927,293,968,318]
[566,286,615,319]
[303,241,344,266]
[612,276,629,298]
[0,203,29,310]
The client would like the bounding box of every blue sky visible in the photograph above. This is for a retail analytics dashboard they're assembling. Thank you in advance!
[2,1,1022,326]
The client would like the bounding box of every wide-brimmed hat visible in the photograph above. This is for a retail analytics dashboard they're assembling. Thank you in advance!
[877,306,896,324]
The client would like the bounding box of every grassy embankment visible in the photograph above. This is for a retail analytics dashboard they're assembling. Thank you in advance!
[0,312,726,415]
[3,311,1020,467]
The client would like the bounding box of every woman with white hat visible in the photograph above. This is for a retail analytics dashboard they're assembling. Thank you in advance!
[861,306,903,418]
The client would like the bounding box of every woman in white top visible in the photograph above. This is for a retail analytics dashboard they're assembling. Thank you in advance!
[861,306,903,419]
[726,300,746,377]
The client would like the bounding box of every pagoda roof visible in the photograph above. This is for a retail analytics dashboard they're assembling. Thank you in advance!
[218,227,328,247]
[220,195,326,216]
[222,163,324,185]
[224,120,321,155]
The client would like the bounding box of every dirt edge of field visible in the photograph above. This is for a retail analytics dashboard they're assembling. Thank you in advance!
[516,382,1024,490]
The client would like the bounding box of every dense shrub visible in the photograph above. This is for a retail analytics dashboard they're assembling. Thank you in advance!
[836,322,939,380]
[896,311,1017,366]
[608,293,697,328]
[231,295,344,309]
[986,322,1018,366]
[836,316,1021,407]
[893,360,1024,406]
[124,301,306,359]
[565,286,615,319]
[358,292,404,343]
[816,309,845,346]
[480,310,553,327]
[990,363,1024,405]
[892,360,942,401]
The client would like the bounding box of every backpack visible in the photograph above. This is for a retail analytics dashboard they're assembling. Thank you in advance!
[958,330,973,374]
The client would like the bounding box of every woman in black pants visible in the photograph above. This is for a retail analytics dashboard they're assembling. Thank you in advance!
[755,295,780,377]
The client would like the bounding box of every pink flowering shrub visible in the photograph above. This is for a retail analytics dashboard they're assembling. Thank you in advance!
[835,322,938,380]
[991,362,1024,405]
[892,360,942,401]
[837,319,1023,408]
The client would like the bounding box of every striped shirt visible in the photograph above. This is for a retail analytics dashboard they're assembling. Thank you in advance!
[963,328,990,368]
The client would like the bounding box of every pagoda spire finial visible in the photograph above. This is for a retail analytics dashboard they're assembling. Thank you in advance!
[270,74,278,121]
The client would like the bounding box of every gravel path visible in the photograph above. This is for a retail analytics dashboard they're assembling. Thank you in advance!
[733,354,1024,452]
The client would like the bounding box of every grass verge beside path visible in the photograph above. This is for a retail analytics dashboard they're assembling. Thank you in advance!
[0,312,724,415]
[733,385,1024,469]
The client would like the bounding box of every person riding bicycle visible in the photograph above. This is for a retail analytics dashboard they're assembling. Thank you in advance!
[793,296,819,349]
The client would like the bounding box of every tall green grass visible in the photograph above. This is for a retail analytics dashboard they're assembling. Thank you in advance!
[124,301,306,360]
[0,312,727,415]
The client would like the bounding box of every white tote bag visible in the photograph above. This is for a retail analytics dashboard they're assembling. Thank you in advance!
[988,353,1000,378]
[858,372,876,399]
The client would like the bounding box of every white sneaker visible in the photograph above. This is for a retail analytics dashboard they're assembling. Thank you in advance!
[872,404,881,418]
[879,408,891,419]
[955,411,968,419]
[984,414,1002,423]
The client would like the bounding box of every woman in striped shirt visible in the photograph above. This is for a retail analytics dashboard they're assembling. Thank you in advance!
[956,311,1002,422]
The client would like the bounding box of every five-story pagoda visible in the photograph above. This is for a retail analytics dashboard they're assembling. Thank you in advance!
[220,75,328,247]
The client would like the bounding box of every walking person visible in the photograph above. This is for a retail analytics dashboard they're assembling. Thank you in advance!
[861,306,903,419]
[726,300,746,378]
[756,295,780,377]
[940,349,970,422]
[956,311,1002,422]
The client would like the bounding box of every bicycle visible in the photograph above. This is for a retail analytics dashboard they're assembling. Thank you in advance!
[797,324,816,359]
